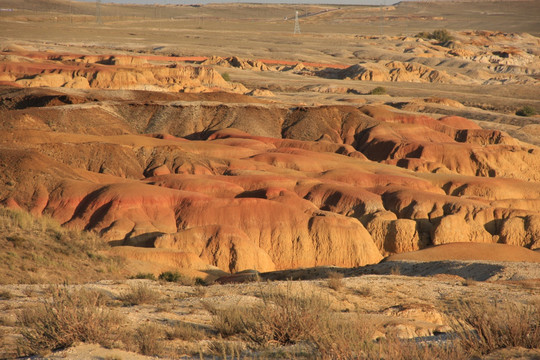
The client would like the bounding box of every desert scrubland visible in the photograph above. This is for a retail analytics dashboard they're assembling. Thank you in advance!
[0,0,539,358]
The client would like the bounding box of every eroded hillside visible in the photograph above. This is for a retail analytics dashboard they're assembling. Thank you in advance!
[1,76,539,277]
[1,0,539,279]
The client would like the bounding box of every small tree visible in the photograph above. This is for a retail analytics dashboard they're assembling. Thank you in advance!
[516,106,537,117]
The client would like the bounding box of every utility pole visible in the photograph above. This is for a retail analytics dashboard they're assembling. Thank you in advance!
[379,2,383,36]
[96,0,102,25]
[293,11,300,35]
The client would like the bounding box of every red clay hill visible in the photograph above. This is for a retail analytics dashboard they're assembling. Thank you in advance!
[1,51,539,276]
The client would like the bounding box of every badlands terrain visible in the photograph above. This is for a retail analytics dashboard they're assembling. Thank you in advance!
[0,0,539,358]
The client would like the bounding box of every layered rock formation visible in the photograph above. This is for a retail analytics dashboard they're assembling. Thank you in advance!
[0,51,246,93]
[1,80,539,275]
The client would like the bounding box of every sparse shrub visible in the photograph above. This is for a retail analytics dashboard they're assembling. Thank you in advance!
[327,271,344,292]
[416,29,454,44]
[415,31,431,39]
[208,285,330,345]
[355,286,372,297]
[452,299,540,356]
[166,321,207,341]
[3,208,33,230]
[516,105,537,117]
[158,271,194,285]
[17,286,124,355]
[311,314,376,359]
[6,235,26,248]
[430,29,454,43]
[134,322,164,356]
[316,318,464,360]
[195,277,208,286]
[369,86,387,95]
[221,72,231,82]
[0,290,12,300]
[461,278,476,287]
[131,273,156,280]
[119,283,160,306]
[155,303,173,313]
[193,285,207,298]
[243,288,330,346]
[208,339,244,358]
[158,271,181,282]
[208,304,247,337]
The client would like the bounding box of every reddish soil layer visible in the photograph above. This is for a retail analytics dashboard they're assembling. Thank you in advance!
[1,50,539,276]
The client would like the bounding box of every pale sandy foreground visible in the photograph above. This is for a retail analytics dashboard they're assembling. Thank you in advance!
[2,257,539,359]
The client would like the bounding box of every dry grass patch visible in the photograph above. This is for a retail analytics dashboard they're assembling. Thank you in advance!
[17,286,125,356]
[118,283,161,306]
[134,322,165,356]
[206,282,475,359]
[355,286,372,297]
[130,273,156,280]
[0,207,124,284]
[165,321,208,341]
[311,313,377,359]
[244,287,330,346]
[209,284,330,347]
[208,304,247,338]
[327,271,345,292]
[452,299,540,356]
[208,339,244,358]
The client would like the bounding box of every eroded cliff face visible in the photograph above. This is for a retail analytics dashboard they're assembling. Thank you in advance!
[1,76,539,274]
[0,52,247,93]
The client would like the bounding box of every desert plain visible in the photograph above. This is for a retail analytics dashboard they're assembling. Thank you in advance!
[0,0,539,359]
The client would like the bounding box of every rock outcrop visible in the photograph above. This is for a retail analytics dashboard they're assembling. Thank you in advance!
[1,73,539,274]
[0,51,247,93]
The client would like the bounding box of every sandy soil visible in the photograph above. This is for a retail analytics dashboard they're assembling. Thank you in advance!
[1,264,539,359]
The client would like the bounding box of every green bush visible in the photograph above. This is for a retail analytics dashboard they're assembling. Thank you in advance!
[158,271,181,282]
[369,86,387,95]
[131,273,156,280]
[415,31,431,39]
[221,72,231,82]
[416,29,454,43]
[431,29,454,43]
[516,105,537,117]
[158,271,194,285]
